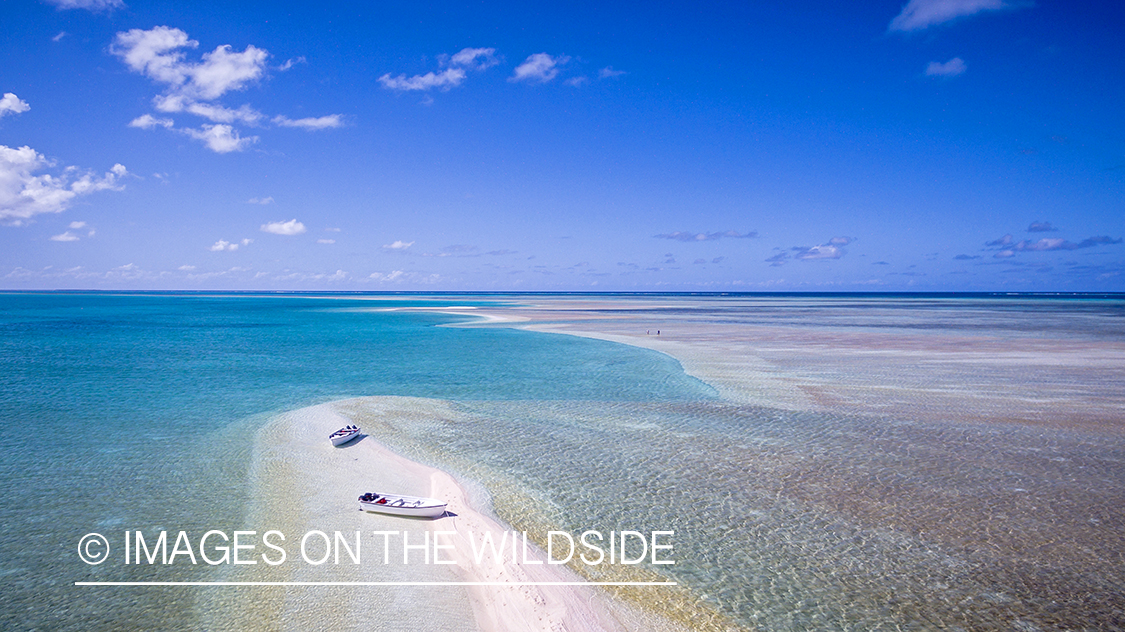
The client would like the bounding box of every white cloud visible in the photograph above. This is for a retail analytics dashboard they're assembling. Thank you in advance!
[599,67,626,79]
[796,244,843,260]
[925,57,967,77]
[768,236,855,265]
[510,53,569,83]
[317,239,335,244]
[50,231,79,242]
[565,76,589,87]
[178,265,196,271]
[889,0,1009,32]
[112,27,268,100]
[272,114,343,130]
[449,47,499,70]
[67,220,95,237]
[247,196,273,205]
[209,239,239,251]
[369,270,404,282]
[279,56,306,71]
[112,26,342,146]
[128,114,174,129]
[379,47,499,93]
[0,93,30,118]
[383,240,414,250]
[43,0,124,11]
[53,31,67,42]
[181,124,258,153]
[379,67,467,92]
[155,95,264,124]
[0,145,127,223]
[260,219,306,235]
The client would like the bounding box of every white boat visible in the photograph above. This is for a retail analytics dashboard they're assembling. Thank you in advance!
[329,425,361,446]
[358,492,447,518]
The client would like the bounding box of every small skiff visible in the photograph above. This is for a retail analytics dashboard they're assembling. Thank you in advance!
[358,492,447,518]
[329,425,361,446]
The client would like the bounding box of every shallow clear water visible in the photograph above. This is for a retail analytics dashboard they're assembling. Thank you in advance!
[2,292,1123,631]
[0,293,714,630]
[371,399,1124,630]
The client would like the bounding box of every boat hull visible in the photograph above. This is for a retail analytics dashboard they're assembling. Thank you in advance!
[330,428,361,446]
[359,494,447,519]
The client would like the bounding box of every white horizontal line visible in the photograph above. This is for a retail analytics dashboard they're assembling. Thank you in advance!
[75,581,677,587]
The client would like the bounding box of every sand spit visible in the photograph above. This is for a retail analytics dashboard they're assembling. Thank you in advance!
[227,397,691,632]
[456,296,1125,431]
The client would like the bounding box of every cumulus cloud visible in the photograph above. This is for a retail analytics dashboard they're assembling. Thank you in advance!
[155,96,264,124]
[369,270,404,282]
[272,114,343,130]
[599,67,626,79]
[113,26,341,151]
[654,230,758,242]
[383,240,414,250]
[795,244,844,260]
[768,236,854,265]
[260,219,306,235]
[0,93,30,118]
[54,220,97,241]
[925,57,966,77]
[510,53,569,83]
[209,239,239,251]
[112,26,268,100]
[247,196,273,205]
[379,68,466,91]
[449,47,500,71]
[181,124,258,153]
[379,47,498,92]
[0,145,127,224]
[985,230,1122,257]
[43,0,124,11]
[112,27,267,101]
[1015,236,1122,251]
[889,0,1011,32]
[129,114,174,129]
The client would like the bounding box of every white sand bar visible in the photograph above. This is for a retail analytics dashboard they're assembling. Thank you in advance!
[238,397,689,632]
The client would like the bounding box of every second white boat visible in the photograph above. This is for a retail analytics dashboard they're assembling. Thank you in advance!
[358,492,447,518]
[329,425,361,446]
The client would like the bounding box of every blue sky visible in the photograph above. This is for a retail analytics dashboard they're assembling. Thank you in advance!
[1,0,1123,291]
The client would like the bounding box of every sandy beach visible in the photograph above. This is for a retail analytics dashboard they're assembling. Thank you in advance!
[451,296,1125,430]
[232,396,698,632]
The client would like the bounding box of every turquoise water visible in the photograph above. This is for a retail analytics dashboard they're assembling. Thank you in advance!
[2,292,1123,631]
[0,293,715,630]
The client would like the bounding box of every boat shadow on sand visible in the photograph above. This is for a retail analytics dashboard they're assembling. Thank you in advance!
[356,510,459,520]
